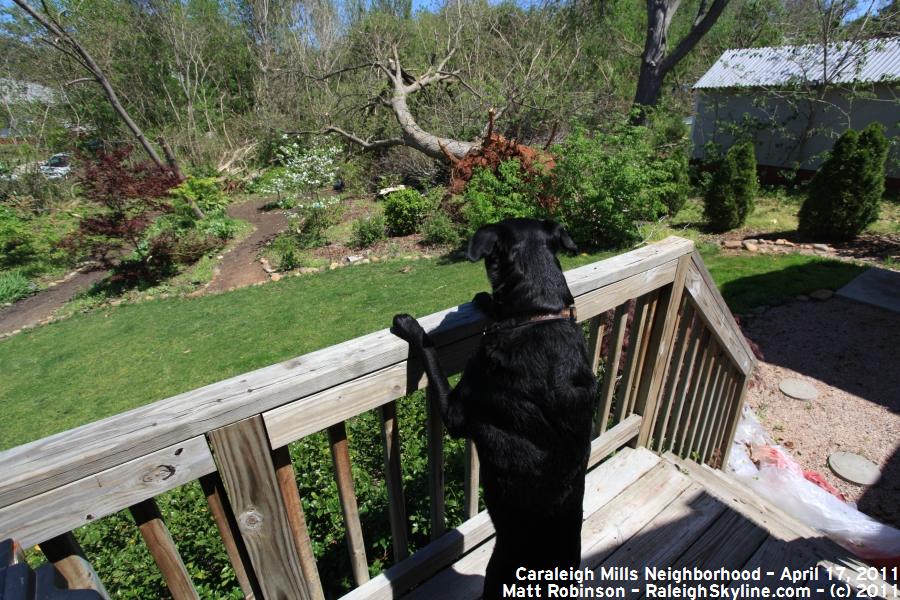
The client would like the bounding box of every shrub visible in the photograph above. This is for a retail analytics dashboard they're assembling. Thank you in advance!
[351,214,386,248]
[384,189,431,236]
[657,149,690,216]
[551,127,668,248]
[290,197,342,248]
[169,177,229,222]
[798,123,888,241]
[0,269,34,304]
[0,207,36,268]
[196,215,240,240]
[461,159,545,234]
[703,142,758,232]
[421,212,460,246]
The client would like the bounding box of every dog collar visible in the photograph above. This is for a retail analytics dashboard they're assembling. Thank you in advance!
[483,305,578,335]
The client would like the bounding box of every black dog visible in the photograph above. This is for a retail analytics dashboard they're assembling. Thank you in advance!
[391,218,597,599]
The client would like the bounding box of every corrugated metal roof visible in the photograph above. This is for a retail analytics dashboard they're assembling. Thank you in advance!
[694,37,900,89]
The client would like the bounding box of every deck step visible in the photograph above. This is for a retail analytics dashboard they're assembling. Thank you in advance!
[400,448,665,600]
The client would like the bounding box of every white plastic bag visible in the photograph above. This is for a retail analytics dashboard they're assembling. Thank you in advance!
[726,405,900,565]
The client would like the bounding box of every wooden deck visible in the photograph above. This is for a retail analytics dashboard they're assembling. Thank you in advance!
[397,448,898,600]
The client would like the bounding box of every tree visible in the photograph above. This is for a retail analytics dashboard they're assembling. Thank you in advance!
[632,0,733,122]
[703,141,757,231]
[798,123,888,240]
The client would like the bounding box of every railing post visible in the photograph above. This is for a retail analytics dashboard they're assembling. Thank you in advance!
[721,374,750,469]
[379,401,410,561]
[328,422,370,586]
[426,390,446,540]
[635,254,691,447]
[207,416,312,600]
[463,440,480,519]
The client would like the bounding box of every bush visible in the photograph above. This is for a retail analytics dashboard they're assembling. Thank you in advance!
[384,189,431,236]
[0,207,36,268]
[0,269,34,304]
[658,149,690,216]
[169,177,229,222]
[351,214,386,248]
[798,123,888,241]
[461,159,545,234]
[703,142,758,232]
[551,127,669,248]
[421,212,460,246]
[290,197,342,248]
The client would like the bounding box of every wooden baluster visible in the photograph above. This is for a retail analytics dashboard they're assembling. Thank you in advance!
[272,447,325,600]
[200,472,260,600]
[708,369,740,466]
[626,292,659,416]
[464,440,480,519]
[689,351,724,459]
[664,321,704,454]
[676,336,716,457]
[614,296,650,422]
[635,255,691,447]
[653,305,695,452]
[721,374,751,468]
[39,532,110,598]
[596,303,628,434]
[129,498,199,600]
[379,401,409,562]
[426,391,446,540]
[207,416,312,600]
[699,361,731,464]
[586,314,605,375]
[328,422,370,586]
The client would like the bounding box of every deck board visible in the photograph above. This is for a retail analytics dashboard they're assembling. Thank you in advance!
[387,450,900,600]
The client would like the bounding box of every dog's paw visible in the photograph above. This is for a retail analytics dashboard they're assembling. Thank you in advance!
[391,313,425,343]
[471,291,494,316]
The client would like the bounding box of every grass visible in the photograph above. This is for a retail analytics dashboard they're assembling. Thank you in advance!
[0,244,867,450]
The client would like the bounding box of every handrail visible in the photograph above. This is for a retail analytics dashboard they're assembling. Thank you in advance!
[0,236,756,600]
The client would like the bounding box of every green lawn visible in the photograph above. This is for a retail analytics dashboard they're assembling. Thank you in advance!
[0,245,868,450]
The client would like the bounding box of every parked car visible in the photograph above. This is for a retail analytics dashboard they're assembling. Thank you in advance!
[39,153,72,179]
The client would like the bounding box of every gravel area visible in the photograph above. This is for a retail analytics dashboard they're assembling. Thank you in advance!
[741,295,900,529]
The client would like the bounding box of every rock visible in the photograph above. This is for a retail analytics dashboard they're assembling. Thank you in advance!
[371,256,380,262]
[270,273,282,282]
[723,240,742,249]
[345,255,365,264]
[800,244,813,249]
[779,378,819,401]
[217,255,224,260]
[813,243,830,252]
[377,185,407,197]
[742,241,759,252]
[775,239,794,247]
[298,267,319,274]
[828,452,881,485]
[260,258,276,273]
[810,289,834,301]
[360,258,371,264]
[329,262,341,270]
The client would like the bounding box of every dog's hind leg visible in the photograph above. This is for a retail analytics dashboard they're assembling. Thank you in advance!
[391,313,468,436]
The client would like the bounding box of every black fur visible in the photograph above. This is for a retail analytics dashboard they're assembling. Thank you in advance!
[391,218,596,599]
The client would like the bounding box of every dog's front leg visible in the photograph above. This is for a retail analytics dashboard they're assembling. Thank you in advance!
[391,313,466,435]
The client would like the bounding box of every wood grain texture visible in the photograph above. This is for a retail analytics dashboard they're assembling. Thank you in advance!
[39,532,110,598]
[586,315,605,374]
[0,437,215,548]
[652,304,694,451]
[596,303,628,434]
[614,295,650,423]
[463,441,479,519]
[200,472,259,600]
[426,392,445,541]
[129,498,199,600]
[684,253,755,375]
[379,402,409,562]
[588,414,642,468]
[636,255,690,447]
[207,416,311,600]
[272,447,324,600]
[0,238,694,509]
[720,375,750,469]
[328,422,370,586]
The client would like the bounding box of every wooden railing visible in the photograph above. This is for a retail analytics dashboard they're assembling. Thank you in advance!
[0,236,756,600]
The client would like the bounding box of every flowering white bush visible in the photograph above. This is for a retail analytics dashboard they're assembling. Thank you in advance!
[260,137,341,199]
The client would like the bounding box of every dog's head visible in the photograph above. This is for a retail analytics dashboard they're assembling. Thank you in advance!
[467,218,577,317]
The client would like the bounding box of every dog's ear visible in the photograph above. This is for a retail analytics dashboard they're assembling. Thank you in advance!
[545,221,578,254]
[467,225,500,262]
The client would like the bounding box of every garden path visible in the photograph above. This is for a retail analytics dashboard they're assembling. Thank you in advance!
[203,197,287,294]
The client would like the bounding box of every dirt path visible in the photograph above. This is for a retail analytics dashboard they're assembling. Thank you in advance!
[0,268,108,337]
[741,295,900,529]
[204,197,287,294]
